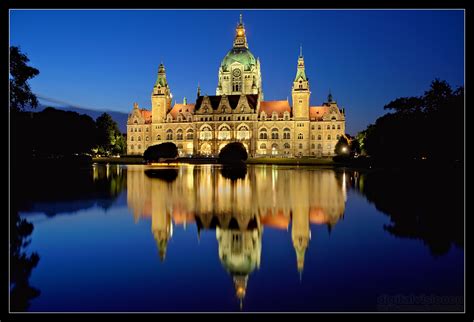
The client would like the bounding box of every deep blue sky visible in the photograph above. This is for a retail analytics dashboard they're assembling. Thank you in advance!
[10,10,464,134]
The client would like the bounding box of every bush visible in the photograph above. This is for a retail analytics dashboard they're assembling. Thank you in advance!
[218,142,248,164]
[143,143,178,163]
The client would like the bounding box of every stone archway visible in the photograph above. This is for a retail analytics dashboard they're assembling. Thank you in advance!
[200,142,212,156]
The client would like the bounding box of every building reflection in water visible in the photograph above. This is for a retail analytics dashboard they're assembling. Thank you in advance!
[127,165,347,308]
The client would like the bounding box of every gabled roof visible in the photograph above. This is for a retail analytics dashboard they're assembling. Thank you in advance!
[309,106,330,121]
[259,100,291,117]
[169,103,195,118]
[140,109,152,124]
[195,94,259,111]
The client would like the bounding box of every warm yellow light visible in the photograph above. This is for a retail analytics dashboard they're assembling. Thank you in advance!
[238,30,244,36]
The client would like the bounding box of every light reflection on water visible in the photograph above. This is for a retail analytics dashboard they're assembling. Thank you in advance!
[14,164,463,312]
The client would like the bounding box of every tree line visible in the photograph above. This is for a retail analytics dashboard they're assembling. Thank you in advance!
[334,79,463,165]
[10,46,125,163]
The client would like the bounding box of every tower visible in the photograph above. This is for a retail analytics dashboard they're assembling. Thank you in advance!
[216,15,262,97]
[291,46,310,120]
[151,63,171,123]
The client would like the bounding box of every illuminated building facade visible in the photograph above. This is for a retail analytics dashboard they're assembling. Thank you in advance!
[127,15,346,157]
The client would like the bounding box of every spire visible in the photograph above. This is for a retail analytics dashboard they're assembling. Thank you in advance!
[155,63,168,88]
[233,14,248,49]
[328,89,333,103]
[300,44,303,57]
[183,97,187,105]
[294,52,307,83]
[133,102,138,109]
[197,82,201,97]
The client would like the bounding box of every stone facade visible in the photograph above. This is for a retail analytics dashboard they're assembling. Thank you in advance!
[127,16,346,157]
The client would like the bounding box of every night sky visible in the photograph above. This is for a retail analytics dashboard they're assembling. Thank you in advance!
[10,9,464,134]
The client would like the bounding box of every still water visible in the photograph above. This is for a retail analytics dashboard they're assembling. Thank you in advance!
[12,164,464,312]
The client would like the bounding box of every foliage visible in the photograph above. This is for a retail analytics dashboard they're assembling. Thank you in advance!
[96,113,124,156]
[10,46,39,112]
[334,136,350,156]
[143,143,178,162]
[219,142,248,164]
[358,79,463,163]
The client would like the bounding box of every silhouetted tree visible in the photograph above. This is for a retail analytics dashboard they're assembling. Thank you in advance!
[9,46,39,112]
[219,142,248,164]
[144,143,178,163]
[96,112,124,155]
[359,79,463,164]
[334,136,350,156]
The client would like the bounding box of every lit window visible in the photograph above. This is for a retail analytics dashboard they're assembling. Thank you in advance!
[298,133,303,139]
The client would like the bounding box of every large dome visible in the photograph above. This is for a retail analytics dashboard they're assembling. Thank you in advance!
[221,47,257,72]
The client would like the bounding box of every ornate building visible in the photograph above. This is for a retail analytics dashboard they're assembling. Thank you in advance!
[127,15,346,157]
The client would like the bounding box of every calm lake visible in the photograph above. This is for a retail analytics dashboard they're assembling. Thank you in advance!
[11,163,464,312]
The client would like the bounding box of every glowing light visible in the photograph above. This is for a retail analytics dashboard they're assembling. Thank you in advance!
[238,30,244,36]
[342,147,348,152]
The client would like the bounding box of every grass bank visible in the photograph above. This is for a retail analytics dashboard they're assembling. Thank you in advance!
[246,157,336,166]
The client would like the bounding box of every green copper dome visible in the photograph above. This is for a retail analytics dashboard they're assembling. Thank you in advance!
[221,47,257,72]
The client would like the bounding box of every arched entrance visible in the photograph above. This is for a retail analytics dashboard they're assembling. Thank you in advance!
[200,142,212,156]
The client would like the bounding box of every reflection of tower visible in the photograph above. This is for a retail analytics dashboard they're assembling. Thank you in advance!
[290,171,311,277]
[151,178,173,261]
[216,217,262,310]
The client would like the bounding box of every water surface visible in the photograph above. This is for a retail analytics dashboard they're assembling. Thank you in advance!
[12,164,464,312]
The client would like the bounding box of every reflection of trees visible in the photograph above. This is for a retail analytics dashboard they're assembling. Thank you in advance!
[15,164,127,216]
[10,209,40,311]
[353,167,463,256]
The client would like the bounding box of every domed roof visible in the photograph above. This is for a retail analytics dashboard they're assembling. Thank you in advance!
[221,47,257,72]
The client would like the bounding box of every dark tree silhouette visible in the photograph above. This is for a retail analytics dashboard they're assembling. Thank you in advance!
[359,79,463,164]
[144,143,178,163]
[96,113,125,155]
[10,46,40,112]
[219,142,248,164]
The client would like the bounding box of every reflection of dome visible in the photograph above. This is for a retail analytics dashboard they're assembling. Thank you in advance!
[216,226,262,309]
[221,47,257,72]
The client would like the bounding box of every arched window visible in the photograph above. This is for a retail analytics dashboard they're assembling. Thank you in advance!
[327,135,331,140]
[218,125,231,140]
[138,136,141,141]
[259,128,268,140]
[311,144,315,149]
[131,136,134,141]
[146,136,149,141]
[271,143,278,155]
[271,128,279,139]
[336,134,340,140]
[318,135,321,140]
[318,144,322,150]
[138,144,141,149]
[131,145,134,150]
[318,125,321,130]
[327,125,330,130]
[311,135,315,140]
[166,129,173,140]
[332,124,335,130]
[186,129,194,140]
[139,128,141,132]
[298,133,303,140]
[283,128,291,139]
[177,129,183,140]
[237,125,250,140]
[200,126,213,140]
[311,125,315,130]
[157,135,161,140]
[260,112,267,120]
[260,143,266,149]
[337,124,341,130]
[299,143,303,149]
[284,143,290,149]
